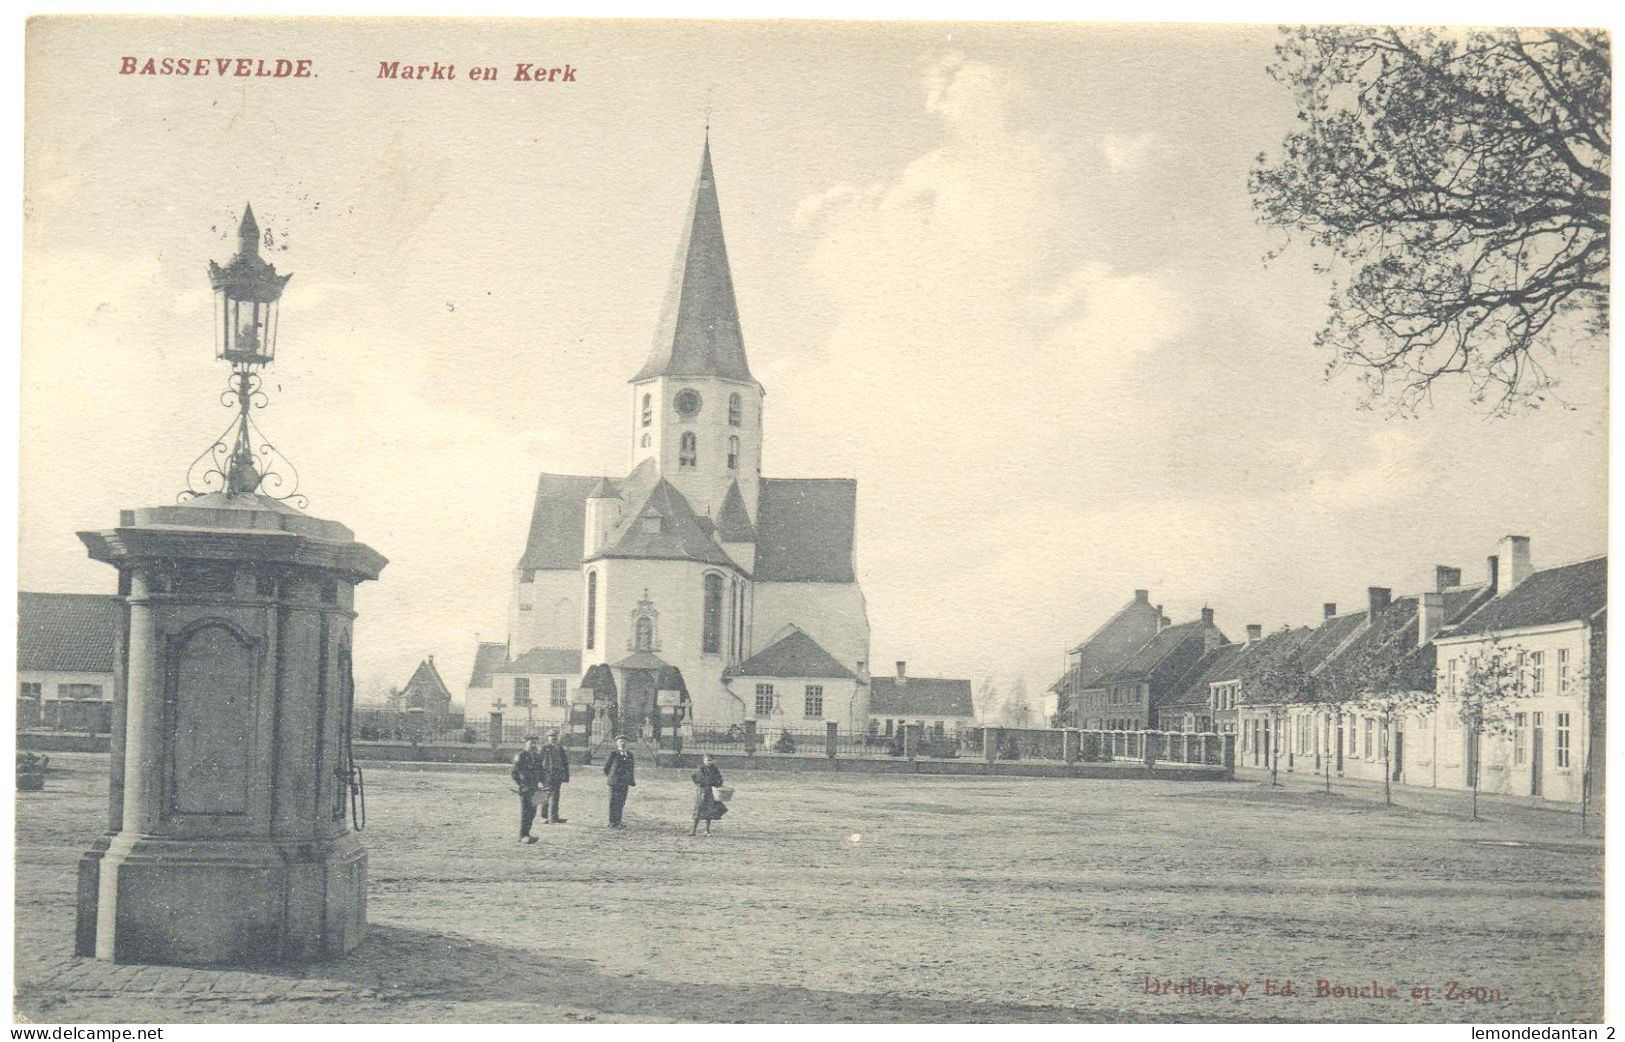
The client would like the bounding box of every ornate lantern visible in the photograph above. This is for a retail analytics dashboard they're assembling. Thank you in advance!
[208,204,291,366]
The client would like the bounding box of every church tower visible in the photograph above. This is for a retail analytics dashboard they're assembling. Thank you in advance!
[629,138,764,523]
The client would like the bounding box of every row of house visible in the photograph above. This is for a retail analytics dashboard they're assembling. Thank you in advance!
[1051,536,1605,805]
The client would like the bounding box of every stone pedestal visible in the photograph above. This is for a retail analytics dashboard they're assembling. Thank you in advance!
[74,492,385,965]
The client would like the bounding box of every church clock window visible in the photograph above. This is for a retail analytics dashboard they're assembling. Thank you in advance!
[641,394,651,427]
[679,431,697,469]
[727,436,739,471]
[674,388,702,419]
[702,573,723,653]
[585,571,598,650]
[729,393,742,427]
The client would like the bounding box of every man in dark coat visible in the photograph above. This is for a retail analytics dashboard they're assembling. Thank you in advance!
[602,735,636,827]
[511,735,543,843]
[539,729,571,824]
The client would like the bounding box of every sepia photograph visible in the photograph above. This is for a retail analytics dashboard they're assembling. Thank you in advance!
[8,13,1612,1027]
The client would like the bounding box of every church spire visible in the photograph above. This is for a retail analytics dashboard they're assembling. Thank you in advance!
[632,137,754,384]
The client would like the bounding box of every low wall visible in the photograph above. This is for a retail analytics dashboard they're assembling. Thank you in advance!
[17,732,111,753]
[651,752,1230,780]
[351,741,519,765]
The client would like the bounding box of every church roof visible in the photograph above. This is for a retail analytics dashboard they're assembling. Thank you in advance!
[587,476,620,500]
[715,481,755,542]
[631,139,754,384]
[727,626,856,680]
[595,478,735,568]
[754,478,857,582]
[518,473,601,572]
[467,641,510,688]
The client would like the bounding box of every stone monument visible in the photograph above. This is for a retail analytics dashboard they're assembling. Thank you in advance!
[73,206,386,964]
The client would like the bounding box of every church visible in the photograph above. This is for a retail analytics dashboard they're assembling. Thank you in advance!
[476,138,873,739]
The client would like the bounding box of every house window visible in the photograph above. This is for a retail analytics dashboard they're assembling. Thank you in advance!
[551,679,568,708]
[1448,659,1459,697]
[19,682,41,699]
[1556,712,1571,768]
[58,684,103,700]
[1530,651,1545,695]
[634,615,655,652]
[512,678,531,706]
[1559,648,1571,692]
[804,685,824,718]
[1513,713,1527,765]
[933,721,946,738]
[680,431,697,469]
[641,393,651,427]
[702,574,723,654]
[884,719,894,736]
[729,392,742,426]
[755,683,775,717]
[585,572,597,650]
[727,436,739,471]
[1363,718,1373,759]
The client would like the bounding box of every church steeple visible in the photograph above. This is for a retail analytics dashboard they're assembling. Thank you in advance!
[632,138,754,383]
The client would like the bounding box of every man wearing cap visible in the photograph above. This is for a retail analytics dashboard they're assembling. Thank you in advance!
[538,729,571,824]
[602,735,636,828]
[511,735,544,843]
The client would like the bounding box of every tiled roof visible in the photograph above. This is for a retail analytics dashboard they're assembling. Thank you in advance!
[1163,642,1247,708]
[1449,556,1607,636]
[402,659,452,702]
[596,478,735,568]
[869,676,974,718]
[518,473,601,571]
[1051,593,1164,694]
[468,642,509,688]
[631,140,754,384]
[496,647,582,676]
[16,592,119,674]
[754,478,857,583]
[1231,626,1318,705]
[726,626,856,680]
[1294,611,1368,674]
[1093,619,1227,691]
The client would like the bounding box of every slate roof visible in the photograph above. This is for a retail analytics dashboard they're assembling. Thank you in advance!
[495,648,582,676]
[1092,618,1228,691]
[726,626,856,680]
[467,642,510,688]
[754,478,857,582]
[595,478,735,567]
[631,139,754,384]
[715,481,756,543]
[1449,556,1607,636]
[869,676,975,718]
[518,474,601,571]
[16,592,119,674]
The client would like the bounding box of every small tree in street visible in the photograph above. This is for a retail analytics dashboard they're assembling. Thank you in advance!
[1327,631,1439,805]
[1250,644,1311,788]
[1003,677,1033,728]
[1448,638,1530,820]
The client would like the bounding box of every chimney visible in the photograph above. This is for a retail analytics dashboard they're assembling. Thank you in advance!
[1367,587,1392,616]
[1155,605,1165,631]
[1498,535,1532,595]
[1418,590,1445,643]
[1200,606,1214,626]
[1323,602,1337,619]
[1246,624,1262,641]
[1134,588,1149,604]
[895,661,907,685]
[1434,565,1462,592]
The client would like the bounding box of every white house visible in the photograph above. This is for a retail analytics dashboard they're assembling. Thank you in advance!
[17,592,119,733]
[867,662,974,742]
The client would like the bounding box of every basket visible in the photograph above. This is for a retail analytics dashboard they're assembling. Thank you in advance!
[715,786,735,801]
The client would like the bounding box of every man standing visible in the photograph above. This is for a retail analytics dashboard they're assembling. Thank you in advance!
[603,735,636,828]
[511,735,543,843]
[539,729,571,824]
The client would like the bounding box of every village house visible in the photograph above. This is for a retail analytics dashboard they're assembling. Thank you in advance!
[867,662,975,743]
[465,647,583,738]
[1049,588,1167,726]
[1074,608,1227,731]
[723,624,865,731]
[391,656,455,732]
[16,592,119,733]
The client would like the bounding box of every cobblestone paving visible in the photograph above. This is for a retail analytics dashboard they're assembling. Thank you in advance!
[13,754,1603,1023]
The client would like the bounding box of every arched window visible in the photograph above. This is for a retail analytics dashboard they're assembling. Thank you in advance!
[728,581,737,659]
[634,615,654,652]
[702,574,723,654]
[727,436,739,471]
[729,393,742,427]
[641,394,651,428]
[640,433,650,449]
[679,431,697,469]
[585,572,598,650]
[735,579,746,656]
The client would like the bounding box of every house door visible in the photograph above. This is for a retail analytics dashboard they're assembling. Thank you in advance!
[622,670,658,741]
[1531,713,1544,797]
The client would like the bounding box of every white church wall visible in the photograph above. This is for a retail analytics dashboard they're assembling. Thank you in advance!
[510,569,580,654]
[752,581,870,678]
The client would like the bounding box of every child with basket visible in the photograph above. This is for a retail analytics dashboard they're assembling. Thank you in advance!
[691,754,730,836]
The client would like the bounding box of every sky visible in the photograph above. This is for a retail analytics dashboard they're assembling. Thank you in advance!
[19,18,1609,707]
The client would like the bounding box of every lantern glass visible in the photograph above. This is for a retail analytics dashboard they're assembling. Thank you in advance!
[216,287,278,366]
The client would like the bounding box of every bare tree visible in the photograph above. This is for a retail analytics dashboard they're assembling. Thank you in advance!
[1004,677,1033,728]
[1447,638,1530,820]
[1251,27,1610,415]
[1326,630,1440,805]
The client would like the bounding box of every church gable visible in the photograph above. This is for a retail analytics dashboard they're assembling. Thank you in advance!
[596,478,734,568]
[519,473,601,573]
